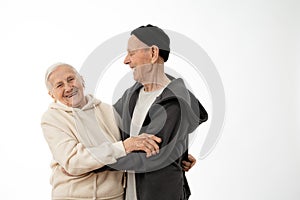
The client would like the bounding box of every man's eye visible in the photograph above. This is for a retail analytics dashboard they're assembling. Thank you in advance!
[128,51,135,56]
[68,77,74,82]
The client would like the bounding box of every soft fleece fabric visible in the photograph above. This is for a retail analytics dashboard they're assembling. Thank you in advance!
[41,95,126,200]
[110,75,208,200]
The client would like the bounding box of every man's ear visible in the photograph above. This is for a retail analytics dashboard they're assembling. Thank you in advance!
[150,45,159,64]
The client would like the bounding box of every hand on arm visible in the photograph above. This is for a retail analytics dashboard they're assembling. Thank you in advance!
[108,102,187,172]
[123,133,162,157]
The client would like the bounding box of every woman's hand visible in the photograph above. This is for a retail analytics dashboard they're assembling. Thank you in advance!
[182,154,196,171]
[123,133,162,157]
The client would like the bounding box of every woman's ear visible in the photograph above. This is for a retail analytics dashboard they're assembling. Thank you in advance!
[48,90,55,100]
[151,45,159,64]
[80,76,85,88]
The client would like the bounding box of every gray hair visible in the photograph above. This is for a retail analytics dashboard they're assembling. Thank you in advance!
[45,62,81,91]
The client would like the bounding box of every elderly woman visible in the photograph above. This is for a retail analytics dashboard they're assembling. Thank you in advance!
[41,63,161,200]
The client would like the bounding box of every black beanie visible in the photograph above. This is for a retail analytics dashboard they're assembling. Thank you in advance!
[131,24,170,62]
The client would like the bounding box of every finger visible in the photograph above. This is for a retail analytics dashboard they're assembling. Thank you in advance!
[140,144,152,157]
[183,167,189,172]
[139,140,156,156]
[188,154,196,162]
[141,133,162,143]
[182,165,190,172]
[182,161,191,168]
[143,140,158,156]
[191,161,196,168]
[145,138,160,153]
[188,154,196,167]
[140,133,151,138]
[146,151,151,158]
[148,135,162,143]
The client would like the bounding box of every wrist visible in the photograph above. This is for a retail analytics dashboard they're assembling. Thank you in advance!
[123,138,133,154]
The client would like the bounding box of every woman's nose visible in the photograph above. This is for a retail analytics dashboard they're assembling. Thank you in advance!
[64,82,73,91]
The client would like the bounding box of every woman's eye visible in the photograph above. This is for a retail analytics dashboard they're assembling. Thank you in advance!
[56,84,62,88]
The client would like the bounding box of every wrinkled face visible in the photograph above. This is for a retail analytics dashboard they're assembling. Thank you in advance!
[124,35,152,82]
[48,65,86,108]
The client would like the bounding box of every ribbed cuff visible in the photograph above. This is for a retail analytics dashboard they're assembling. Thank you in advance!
[112,141,127,158]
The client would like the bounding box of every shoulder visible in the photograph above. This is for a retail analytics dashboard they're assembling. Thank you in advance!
[98,101,114,113]
[120,82,142,100]
[114,82,142,109]
[41,107,71,128]
[41,107,58,123]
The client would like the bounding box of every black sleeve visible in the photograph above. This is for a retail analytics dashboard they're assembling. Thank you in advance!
[108,99,188,173]
[113,95,123,117]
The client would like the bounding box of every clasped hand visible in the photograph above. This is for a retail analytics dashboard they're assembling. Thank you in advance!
[123,134,196,171]
[123,133,162,157]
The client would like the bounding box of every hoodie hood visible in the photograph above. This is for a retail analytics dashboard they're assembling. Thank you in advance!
[128,74,208,132]
[159,77,208,132]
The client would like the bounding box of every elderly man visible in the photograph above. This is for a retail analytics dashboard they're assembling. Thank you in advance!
[109,25,208,200]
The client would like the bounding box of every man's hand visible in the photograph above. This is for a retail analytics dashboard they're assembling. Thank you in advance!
[123,133,162,157]
[182,154,196,172]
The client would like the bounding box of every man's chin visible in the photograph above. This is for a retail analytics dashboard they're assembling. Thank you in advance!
[133,74,142,83]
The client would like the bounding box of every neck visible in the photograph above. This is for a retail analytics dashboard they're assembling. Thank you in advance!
[136,62,171,92]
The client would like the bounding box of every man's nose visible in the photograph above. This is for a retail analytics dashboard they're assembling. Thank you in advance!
[124,54,130,65]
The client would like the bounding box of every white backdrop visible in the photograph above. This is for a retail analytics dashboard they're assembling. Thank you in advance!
[0,0,299,199]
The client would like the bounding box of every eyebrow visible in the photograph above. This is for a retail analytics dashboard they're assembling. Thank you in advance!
[54,81,63,87]
[67,75,75,80]
[53,75,75,86]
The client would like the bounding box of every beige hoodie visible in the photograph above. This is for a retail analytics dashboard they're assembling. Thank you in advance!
[41,95,126,200]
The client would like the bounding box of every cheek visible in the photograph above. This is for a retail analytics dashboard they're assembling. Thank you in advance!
[141,54,152,63]
[76,84,85,94]
[53,90,64,99]
[135,56,150,65]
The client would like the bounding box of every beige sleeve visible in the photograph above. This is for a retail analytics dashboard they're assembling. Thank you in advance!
[41,115,126,176]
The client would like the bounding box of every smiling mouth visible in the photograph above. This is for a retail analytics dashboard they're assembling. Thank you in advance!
[65,91,78,98]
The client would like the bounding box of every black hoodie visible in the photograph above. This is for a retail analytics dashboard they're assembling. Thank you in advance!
[110,75,208,200]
